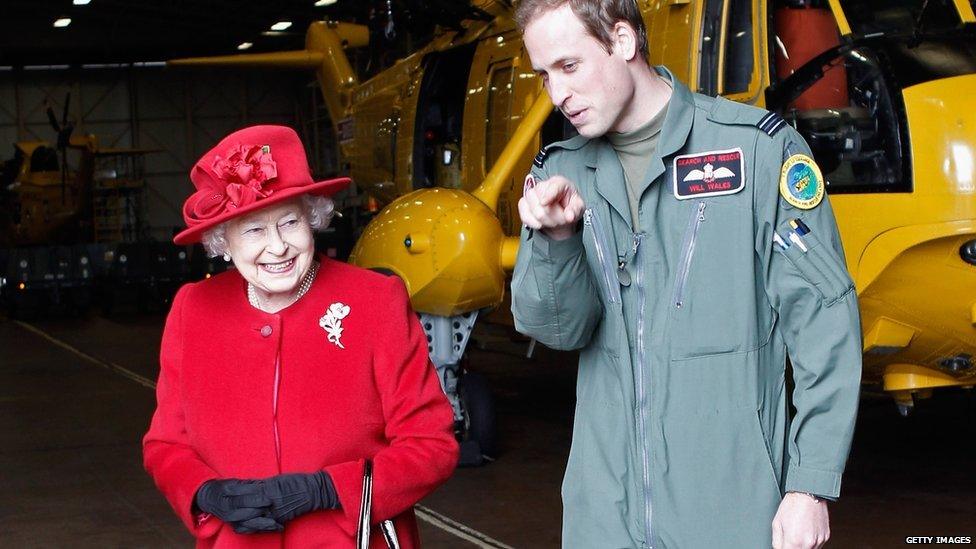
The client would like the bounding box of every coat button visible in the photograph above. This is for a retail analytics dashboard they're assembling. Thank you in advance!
[260,325,273,337]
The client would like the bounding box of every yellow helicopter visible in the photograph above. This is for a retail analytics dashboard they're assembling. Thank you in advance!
[170,0,976,455]
[1,94,157,246]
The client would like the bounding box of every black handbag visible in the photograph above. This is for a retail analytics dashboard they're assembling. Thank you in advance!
[357,460,401,549]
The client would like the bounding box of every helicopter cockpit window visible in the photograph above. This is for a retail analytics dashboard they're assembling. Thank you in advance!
[770,1,909,193]
[30,146,60,173]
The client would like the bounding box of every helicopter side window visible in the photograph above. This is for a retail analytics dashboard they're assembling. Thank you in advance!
[722,0,754,95]
[698,0,725,95]
[486,64,514,172]
[770,1,909,193]
[30,146,60,173]
[700,0,758,98]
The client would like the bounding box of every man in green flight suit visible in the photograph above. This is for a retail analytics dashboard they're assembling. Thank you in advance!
[510,1,862,548]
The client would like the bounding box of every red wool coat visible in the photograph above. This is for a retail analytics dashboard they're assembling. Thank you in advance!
[143,257,459,548]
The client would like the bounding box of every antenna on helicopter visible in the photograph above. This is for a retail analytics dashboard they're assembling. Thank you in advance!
[45,92,75,205]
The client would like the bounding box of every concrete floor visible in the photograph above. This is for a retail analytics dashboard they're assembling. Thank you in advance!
[1,311,973,548]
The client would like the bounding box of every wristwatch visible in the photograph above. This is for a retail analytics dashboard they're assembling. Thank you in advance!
[788,491,824,503]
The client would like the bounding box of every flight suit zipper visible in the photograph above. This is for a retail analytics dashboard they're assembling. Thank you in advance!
[585,207,654,545]
[673,201,707,309]
[631,231,653,547]
[583,208,621,304]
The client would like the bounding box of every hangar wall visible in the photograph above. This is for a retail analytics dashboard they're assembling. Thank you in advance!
[0,68,333,241]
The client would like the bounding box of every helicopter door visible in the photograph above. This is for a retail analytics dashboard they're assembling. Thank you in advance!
[767,0,909,193]
[484,63,515,176]
[457,29,534,232]
[412,43,477,190]
[461,61,514,193]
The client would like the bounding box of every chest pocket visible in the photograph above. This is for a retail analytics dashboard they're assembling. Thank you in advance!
[580,204,628,357]
[669,200,765,359]
[581,206,622,305]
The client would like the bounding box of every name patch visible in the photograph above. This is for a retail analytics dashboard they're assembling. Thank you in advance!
[672,148,745,200]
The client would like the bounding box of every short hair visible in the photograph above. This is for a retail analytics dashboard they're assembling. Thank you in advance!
[200,194,336,258]
[514,0,649,60]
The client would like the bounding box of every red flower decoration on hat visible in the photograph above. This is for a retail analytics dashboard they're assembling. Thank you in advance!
[211,144,277,208]
[183,144,278,227]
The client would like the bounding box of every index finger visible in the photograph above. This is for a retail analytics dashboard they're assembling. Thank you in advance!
[539,176,571,206]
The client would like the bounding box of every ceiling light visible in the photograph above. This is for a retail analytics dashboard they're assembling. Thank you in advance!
[237,42,253,50]
[53,17,72,28]
[24,64,70,71]
[73,0,91,5]
[270,21,292,31]
[315,0,338,6]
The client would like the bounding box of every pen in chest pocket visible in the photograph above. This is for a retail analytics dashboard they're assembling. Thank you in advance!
[789,218,811,236]
[787,218,810,252]
[773,231,789,251]
[787,231,808,252]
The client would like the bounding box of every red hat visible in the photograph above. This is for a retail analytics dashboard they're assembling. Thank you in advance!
[173,125,350,245]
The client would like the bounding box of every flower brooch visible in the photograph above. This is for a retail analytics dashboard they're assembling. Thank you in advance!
[320,302,351,349]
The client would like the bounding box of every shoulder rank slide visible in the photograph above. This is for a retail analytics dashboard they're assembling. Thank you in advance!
[533,145,551,168]
[780,153,824,209]
[757,112,787,137]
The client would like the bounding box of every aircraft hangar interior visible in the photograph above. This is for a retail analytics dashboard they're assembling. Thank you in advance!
[1,0,974,547]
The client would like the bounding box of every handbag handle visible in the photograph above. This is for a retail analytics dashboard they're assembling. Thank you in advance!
[356,460,400,549]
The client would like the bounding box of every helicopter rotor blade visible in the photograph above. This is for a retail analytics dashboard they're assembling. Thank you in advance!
[62,92,71,127]
[46,106,61,134]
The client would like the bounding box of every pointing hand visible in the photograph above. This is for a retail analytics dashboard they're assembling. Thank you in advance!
[518,175,585,240]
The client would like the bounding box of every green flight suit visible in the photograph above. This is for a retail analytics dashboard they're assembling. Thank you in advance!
[511,67,862,549]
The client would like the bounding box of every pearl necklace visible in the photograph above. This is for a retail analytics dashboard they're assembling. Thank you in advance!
[247,260,319,312]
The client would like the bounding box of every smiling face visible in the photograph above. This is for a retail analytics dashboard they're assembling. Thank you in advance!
[225,198,315,304]
[523,3,638,138]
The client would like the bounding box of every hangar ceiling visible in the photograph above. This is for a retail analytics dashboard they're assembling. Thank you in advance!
[0,0,497,67]
[1,1,339,66]
[0,0,368,67]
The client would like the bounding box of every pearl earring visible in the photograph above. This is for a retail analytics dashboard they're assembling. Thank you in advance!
[223,253,231,262]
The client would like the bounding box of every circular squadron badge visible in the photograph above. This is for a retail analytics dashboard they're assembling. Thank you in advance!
[779,154,824,210]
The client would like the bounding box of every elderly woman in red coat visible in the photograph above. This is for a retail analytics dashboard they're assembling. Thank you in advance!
[143,125,459,548]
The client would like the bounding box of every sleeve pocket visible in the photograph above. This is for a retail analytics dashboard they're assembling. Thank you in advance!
[780,230,854,304]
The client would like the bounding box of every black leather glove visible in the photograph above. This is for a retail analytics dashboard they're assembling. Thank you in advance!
[195,479,283,534]
[262,471,339,523]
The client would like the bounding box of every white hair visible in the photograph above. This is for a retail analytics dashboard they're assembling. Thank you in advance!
[201,194,335,258]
